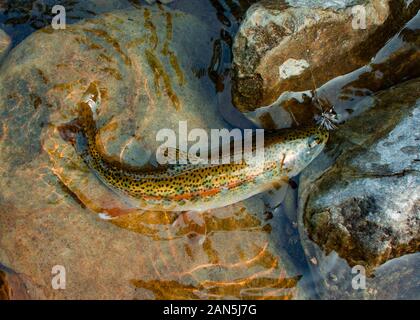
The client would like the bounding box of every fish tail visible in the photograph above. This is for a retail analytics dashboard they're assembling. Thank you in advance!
[75,83,102,164]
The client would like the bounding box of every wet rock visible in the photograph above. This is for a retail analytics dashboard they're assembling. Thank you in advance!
[232,0,420,111]
[303,249,420,299]
[243,10,420,130]
[0,6,301,299]
[0,29,10,63]
[298,78,420,274]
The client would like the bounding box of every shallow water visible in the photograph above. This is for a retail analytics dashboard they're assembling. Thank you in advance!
[0,0,418,300]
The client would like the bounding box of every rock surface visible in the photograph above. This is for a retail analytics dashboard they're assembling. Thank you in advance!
[0,29,10,63]
[298,78,420,274]
[243,9,420,131]
[0,6,302,300]
[302,248,420,299]
[232,0,420,111]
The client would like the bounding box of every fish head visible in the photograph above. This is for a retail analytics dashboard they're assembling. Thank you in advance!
[264,126,329,176]
[300,126,329,163]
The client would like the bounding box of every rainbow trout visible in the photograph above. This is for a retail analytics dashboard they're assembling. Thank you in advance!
[73,87,329,212]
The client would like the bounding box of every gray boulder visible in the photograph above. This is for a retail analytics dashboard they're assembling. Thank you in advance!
[299,78,420,274]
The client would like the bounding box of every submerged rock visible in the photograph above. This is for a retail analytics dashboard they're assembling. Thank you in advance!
[298,78,420,274]
[0,29,10,63]
[0,6,302,299]
[0,0,134,43]
[232,0,420,112]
